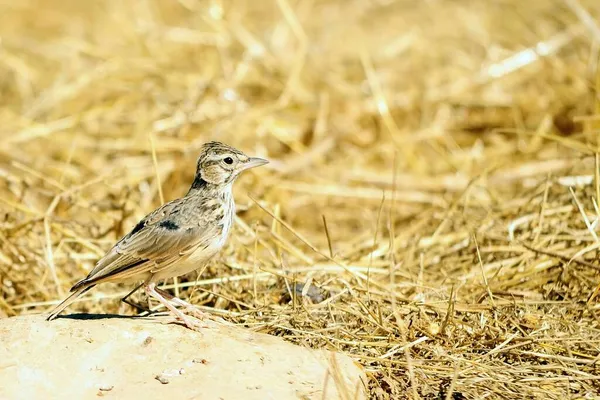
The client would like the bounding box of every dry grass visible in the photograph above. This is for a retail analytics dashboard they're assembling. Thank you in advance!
[1,0,600,398]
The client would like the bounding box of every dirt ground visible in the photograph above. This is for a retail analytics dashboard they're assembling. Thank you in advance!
[0,314,365,400]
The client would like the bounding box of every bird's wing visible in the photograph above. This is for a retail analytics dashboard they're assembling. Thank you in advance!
[74,197,219,288]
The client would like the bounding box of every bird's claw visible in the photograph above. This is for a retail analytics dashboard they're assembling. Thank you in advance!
[160,314,209,332]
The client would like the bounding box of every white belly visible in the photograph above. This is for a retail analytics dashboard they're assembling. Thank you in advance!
[152,245,217,281]
[152,223,233,281]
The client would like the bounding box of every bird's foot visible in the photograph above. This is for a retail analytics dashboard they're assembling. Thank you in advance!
[160,313,209,332]
[155,287,225,324]
[146,283,209,332]
[181,305,231,325]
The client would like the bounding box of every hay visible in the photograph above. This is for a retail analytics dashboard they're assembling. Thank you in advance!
[1,0,600,398]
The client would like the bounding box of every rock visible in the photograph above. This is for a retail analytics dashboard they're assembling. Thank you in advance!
[0,314,366,400]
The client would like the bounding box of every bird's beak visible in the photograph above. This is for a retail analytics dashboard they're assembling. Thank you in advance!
[240,157,269,171]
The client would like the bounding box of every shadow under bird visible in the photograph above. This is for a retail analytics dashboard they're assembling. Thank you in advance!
[46,141,268,330]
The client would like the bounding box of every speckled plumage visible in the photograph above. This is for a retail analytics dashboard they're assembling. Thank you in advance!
[47,141,268,329]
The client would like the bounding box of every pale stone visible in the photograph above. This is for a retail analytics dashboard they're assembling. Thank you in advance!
[0,315,366,400]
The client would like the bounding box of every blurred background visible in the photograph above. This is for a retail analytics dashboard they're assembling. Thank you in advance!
[1,0,600,398]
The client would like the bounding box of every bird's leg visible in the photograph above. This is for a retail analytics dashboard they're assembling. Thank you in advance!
[154,286,218,322]
[144,282,207,331]
[120,282,152,313]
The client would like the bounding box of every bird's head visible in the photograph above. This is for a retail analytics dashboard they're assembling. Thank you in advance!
[195,141,268,186]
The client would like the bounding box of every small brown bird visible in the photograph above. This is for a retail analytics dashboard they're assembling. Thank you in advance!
[47,141,268,329]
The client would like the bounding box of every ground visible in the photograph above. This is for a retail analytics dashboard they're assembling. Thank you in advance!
[1,0,599,399]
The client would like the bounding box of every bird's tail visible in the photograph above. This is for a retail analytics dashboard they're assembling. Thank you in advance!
[46,284,95,321]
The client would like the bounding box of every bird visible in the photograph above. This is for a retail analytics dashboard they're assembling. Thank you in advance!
[46,141,268,330]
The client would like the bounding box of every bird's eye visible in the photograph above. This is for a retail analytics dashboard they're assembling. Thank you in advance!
[224,157,234,165]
